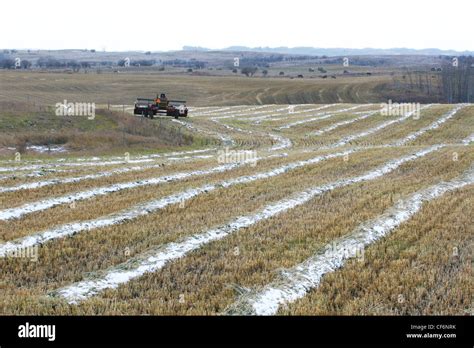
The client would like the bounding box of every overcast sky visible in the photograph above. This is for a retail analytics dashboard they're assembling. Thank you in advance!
[1,0,472,52]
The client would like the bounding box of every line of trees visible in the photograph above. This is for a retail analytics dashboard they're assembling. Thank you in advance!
[441,56,473,103]
[37,58,94,70]
[162,59,207,69]
[390,56,473,103]
[117,59,156,67]
[0,58,31,69]
[0,56,160,70]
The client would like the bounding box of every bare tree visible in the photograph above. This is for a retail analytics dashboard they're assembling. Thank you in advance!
[441,56,473,103]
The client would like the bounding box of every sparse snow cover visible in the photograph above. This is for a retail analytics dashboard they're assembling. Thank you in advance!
[0,149,216,176]
[392,105,465,146]
[173,118,236,145]
[0,169,74,181]
[0,150,351,255]
[3,119,469,255]
[232,104,336,120]
[192,105,271,117]
[208,105,286,120]
[206,104,337,124]
[52,144,444,303]
[170,118,197,130]
[330,105,432,148]
[269,134,293,151]
[191,106,235,116]
[0,163,167,194]
[27,145,67,153]
[309,110,379,136]
[166,155,214,161]
[462,133,474,145]
[225,166,474,315]
[0,148,216,167]
[210,119,253,134]
[0,159,255,221]
[208,117,292,151]
[3,145,67,154]
[277,105,367,130]
[0,159,154,173]
[255,105,338,124]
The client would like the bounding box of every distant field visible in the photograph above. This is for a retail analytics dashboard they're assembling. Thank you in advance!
[0,70,425,106]
[0,103,472,315]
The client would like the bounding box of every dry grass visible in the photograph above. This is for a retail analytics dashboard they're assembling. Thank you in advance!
[281,186,473,315]
[0,104,204,159]
[0,71,394,107]
[0,101,472,315]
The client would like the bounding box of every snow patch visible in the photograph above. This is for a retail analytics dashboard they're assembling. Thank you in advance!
[52,145,442,303]
[226,166,474,315]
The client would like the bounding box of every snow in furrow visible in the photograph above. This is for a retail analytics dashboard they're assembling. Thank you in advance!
[269,134,293,151]
[462,133,474,145]
[191,106,236,116]
[0,158,254,221]
[0,169,75,181]
[0,152,217,193]
[173,118,235,146]
[249,105,338,124]
[225,165,474,315]
[330,105,432,148]
[0,163,167,194]
[213,104,336,121]
[309,111,379,136]
[208,117,292,151]
[0,159,155,173]
[277,105,367,130]
[192,105,271,118]
[392,104,465,146]
[209,106,287,120]
[0,150,349,255]
[52,144,444,303]
[0,148,216,168]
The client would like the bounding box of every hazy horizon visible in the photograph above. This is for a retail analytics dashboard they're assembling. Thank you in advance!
[3,46,474,54]
[1,0,473,52]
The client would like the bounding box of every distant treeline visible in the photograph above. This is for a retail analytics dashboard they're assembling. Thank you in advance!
[117,59,156,67]
[0,55,208,70]
[161,59,207,68]
[441,56,474,103]
[391,56,474,103]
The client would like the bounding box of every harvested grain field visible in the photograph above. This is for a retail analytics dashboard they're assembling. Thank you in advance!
[0,103,472,315]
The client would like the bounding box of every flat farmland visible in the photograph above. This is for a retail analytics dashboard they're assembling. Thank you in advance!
[0,70,396,106]
[0,102,472,315]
